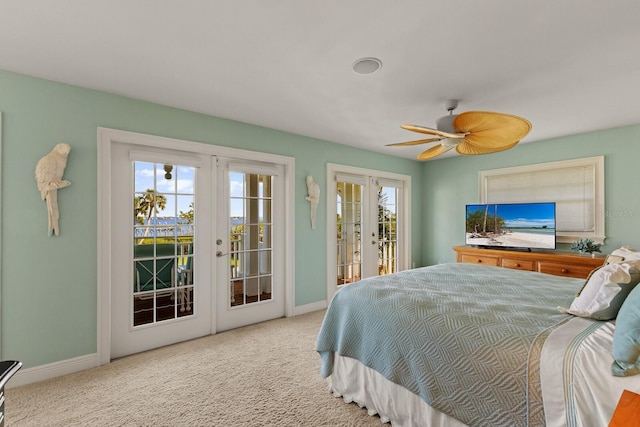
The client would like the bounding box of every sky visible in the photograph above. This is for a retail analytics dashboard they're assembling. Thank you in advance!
[135,163,400,220]
[466,203,556,229]
[134,162,255,218]
[337,185,398,215]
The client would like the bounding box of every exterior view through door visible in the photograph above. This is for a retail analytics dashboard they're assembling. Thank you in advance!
[110,144,213,359]
[132,161,195,326]
[99,128,294,364]
[228,170,273,306]
[327,164,411,300]
[336,180,400,284]
[215,160,285,332]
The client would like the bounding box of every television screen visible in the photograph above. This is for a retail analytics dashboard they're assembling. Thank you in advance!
[465,202,556,250]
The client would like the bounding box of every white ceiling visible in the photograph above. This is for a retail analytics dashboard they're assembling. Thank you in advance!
[2,1,640,160]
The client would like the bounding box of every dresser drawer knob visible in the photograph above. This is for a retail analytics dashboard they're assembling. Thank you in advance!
[561,268,569,273]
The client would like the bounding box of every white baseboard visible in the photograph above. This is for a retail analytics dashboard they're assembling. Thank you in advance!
[7,302,327,389]
[292,300,327,316]
[6,353,99,389]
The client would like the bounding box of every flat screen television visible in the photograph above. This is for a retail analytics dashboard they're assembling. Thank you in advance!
[465,202,556,250]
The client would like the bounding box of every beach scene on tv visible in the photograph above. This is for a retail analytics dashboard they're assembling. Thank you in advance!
[465,203,556,249]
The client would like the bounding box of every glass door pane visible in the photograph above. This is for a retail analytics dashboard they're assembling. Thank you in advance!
[132,162,195,326]
[377,185,398,275]
[336,181,363,286]
[229,172,273,307]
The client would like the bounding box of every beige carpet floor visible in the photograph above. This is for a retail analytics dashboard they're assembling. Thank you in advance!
[5,310,382,426]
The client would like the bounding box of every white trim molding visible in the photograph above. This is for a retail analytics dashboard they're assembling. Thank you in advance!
[97,127,295,366]
[293,301,327,316]
[7,353,99,389]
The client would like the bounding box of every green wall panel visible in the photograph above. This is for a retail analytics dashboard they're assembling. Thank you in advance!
[0,70,422,367]
[3,68,639,370]
[421,125,640,266]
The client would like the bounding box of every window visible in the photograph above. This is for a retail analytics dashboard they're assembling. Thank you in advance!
[479,156,605,244]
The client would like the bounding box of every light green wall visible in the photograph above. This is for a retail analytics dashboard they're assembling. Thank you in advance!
[4,68,640,370]
[0,70,423,367]
[422,124,640,266]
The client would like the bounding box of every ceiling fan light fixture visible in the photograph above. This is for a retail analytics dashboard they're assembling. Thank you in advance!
[352,57,382,75]
[164,164,173,179]
[441,137,460,148]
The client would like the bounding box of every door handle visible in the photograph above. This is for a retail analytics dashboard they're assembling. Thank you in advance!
[216,251,228,257]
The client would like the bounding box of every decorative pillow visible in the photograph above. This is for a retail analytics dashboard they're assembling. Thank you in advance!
[559,261,640,320]
[610,246,640,261]
[612,283,640,376]
[572,264,604,298]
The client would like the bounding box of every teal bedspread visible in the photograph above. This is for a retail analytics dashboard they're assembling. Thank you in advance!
[316,263,584,426]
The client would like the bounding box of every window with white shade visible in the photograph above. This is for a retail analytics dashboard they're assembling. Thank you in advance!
[479,156,605,244]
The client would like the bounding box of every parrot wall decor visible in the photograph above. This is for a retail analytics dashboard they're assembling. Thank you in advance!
[305,175,320,230]
[35,143,71,236]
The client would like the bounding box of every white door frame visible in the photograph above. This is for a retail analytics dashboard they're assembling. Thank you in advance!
[97,127,295,365]
[325,163,411,302]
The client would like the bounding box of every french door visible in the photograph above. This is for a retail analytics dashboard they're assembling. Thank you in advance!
[327,164,411,300]
[215,159,285,331]
[110,144,213,358]
[107,139,288,359]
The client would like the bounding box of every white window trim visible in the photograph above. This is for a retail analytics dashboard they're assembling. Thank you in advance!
[478,156,605,244]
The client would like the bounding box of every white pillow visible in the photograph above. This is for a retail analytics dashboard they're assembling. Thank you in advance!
[610,246,640,261]
[559,261,640,320]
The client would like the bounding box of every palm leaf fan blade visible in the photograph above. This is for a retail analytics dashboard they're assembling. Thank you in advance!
[454,111,532,147]
[401,123,463,139]
[386,137,442,147]
[462,130,523,149]
[456,140,519,155]
[417,144,455,160]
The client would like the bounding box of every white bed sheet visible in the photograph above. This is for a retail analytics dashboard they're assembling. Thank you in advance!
[328,353,467,427]
[540,317,640,427]
[329,317,640,426]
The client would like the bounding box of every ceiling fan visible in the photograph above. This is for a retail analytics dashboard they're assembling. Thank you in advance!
[387,100,532,161]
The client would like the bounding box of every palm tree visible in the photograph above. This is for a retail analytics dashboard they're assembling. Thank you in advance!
[377,188,397,274]
[134,189,167,237]
[482,204,489,234]
[179,202,194,224]
[378,189,398,236]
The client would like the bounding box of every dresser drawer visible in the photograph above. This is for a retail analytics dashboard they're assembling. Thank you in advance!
[460,254,499,266]
[537,262,594,279]
[501,258,535,271]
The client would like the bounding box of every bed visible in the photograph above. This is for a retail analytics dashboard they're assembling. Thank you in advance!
[316,262,640,426]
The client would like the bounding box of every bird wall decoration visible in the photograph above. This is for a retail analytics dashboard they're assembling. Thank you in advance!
[35,143,71,236]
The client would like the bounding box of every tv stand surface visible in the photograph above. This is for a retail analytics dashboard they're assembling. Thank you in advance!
[453,245,605,279]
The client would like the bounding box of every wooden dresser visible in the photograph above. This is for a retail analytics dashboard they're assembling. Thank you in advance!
[453,246,605,279]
